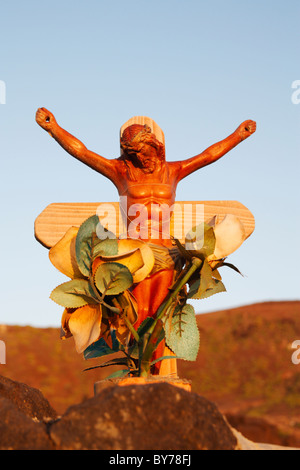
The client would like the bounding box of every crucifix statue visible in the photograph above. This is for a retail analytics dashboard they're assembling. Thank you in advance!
[35,108,256,377]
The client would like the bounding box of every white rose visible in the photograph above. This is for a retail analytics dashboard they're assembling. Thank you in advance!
[208,214,246,260]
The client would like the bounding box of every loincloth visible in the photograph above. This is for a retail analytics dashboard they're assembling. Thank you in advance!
[147,243,184,276]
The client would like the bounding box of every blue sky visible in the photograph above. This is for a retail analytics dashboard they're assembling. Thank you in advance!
[0,0,299,326]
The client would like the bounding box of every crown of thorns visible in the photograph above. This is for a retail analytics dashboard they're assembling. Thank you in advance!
[120,124,165,159]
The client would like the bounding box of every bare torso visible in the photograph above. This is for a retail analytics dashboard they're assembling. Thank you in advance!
[114,159,180,244]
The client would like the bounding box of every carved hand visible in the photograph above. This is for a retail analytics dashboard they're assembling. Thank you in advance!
[36,107,58,134]
[236,120,256,141]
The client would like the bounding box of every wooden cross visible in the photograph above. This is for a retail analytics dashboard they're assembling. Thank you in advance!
[34,113,255,378]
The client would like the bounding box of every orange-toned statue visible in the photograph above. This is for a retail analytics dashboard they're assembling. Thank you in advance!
[36,108,256,372]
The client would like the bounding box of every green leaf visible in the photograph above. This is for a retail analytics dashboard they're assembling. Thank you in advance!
[164,304,200,361]
[137,317,155,336]
[187,280,199,299]
[84,331,120,360]
[212,268,222,280]
[105,369,130,380]
[200,279,226,299]
[222,262,244,276]
[138,317,165,346]
[92,238,118,259]
[95,222,116,242]
[187,259,226,300]
[94,262,133,296]
[84,357,130,371]
[172,237,192,261]
[188,277,226,299]
[185,222,216,259]
[75,215,116,277]
[187,260,214,299]
[150,355,183,366]
[198,260,214,295]
[50,279,100,308]
[75,215,100,277]
[128,317,165,360]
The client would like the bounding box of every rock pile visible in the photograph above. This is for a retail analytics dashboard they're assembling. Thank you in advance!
[0,375,296,450]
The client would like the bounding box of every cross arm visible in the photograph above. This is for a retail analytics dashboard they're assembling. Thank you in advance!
[34,201,255,249]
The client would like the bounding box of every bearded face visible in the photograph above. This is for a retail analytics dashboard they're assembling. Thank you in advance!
[135,144,158,173]
[121,124,165,173]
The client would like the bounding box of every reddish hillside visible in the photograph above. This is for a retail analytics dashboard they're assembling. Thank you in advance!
[1,301,300,446]
[179,301,300,446]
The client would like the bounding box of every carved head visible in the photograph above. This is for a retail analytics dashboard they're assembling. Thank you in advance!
[120,124,165,173]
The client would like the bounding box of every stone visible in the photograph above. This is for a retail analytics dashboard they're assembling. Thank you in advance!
[0,374,57,421]
[0,396,53,450]
[0,375,297,450]
[50,383,238,450]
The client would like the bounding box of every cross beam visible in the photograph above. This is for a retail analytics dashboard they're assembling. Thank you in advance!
[35,200,255,249]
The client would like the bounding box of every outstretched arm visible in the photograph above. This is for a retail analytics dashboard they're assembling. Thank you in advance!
[177,120,256,181]
[36,108,118,183]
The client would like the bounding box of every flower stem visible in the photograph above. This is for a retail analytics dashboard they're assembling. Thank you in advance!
[139,257,202,377]
[111,297,140,343]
